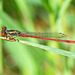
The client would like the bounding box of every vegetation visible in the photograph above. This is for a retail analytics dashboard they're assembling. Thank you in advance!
[0,0,75,75]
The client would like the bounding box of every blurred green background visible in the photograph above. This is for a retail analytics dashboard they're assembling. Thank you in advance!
[0,0,75,75]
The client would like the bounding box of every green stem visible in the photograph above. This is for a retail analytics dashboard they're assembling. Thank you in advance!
[56,0,72,32]
[0,0,3,75]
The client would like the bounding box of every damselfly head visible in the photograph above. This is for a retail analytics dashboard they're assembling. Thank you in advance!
[2,26,7,30]
[1,26,7,36]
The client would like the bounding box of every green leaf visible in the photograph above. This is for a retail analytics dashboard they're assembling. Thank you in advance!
[19,40,75,58]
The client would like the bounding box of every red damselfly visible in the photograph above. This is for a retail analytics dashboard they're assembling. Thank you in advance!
[1,26,75,43]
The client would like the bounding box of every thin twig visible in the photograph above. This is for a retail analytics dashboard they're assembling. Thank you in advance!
[0,37,9,40]
[1,37,75,58]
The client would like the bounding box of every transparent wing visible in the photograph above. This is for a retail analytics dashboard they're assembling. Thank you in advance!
[22,32,67,39]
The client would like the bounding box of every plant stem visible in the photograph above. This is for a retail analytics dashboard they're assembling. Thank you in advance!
[0,0,3,74]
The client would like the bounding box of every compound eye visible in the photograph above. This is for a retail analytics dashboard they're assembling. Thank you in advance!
[1,32,6,36]
[2,26,6,29]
